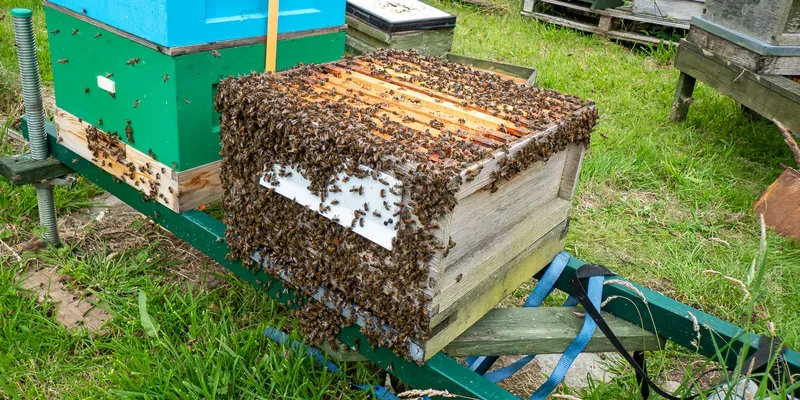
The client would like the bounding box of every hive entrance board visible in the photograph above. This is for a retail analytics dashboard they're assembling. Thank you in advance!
[217,50,598,361]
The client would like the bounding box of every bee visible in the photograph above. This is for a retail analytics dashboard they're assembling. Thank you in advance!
[378,178,389,185]
[163,74,170,82]
[341,176,350,183]
[105,73,114,78]
[456,273,463,283]
[363,202,369,212]
[380,189,386,198]
[359,218,365,228]
[97,119,103,126]
[81,8,87,13]
[172,162,179,169]
[147,149,157,160]
[372,210,382,218]
[83,87,89,93]
[211,50,222,58]
[109,92,116,98]
[94,33,102,39]
[330,200,339,205]
[183,99,191,104]
[125,125,134,143]
[133,100,140,108]
[72,29,79,35]
[51,29,60,35]
[126,58,141,66]
[57,59,69,64]
[161,167,166,174]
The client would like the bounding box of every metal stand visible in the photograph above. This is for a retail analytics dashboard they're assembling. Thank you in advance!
[11,8,60,246]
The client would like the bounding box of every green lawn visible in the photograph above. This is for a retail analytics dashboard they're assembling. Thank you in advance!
[2,0,799,398]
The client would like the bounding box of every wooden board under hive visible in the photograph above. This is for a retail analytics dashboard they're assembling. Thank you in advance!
[216,50,598,361]
[54,108,221,213]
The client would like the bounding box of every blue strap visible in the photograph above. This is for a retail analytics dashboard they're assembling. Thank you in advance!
[263,326,341,374]
[467,251,572,375]
[528,275,604,400]
[354,385,405,400]
[524,251,572,307]
[263,327,422,400]
[482,354,536,383]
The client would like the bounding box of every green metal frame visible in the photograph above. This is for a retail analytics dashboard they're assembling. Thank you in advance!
[19,120,800,398]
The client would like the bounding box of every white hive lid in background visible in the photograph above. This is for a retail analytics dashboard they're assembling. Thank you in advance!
[346,0,457,33]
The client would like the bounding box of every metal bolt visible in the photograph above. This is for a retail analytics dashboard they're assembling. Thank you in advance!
[13,8,60,246]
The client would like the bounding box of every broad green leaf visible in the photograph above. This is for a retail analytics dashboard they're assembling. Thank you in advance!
[138,290,160,338]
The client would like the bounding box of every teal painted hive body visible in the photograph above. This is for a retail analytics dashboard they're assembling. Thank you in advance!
[45,6,345,171]
[45,0,346,48]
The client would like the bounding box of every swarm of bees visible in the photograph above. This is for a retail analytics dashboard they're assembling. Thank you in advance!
[216,50,597,359]
[86,125,171,204]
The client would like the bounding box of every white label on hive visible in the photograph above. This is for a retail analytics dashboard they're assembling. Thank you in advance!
[348,0,453,23]
[97,75,116,94]
[259,165,402,251]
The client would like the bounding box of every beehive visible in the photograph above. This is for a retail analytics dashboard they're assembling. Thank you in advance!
[45,1,346,176]
[216,50,598,361]
[46,0,346,47]
[344,0,457,57]
[702,0,800,45]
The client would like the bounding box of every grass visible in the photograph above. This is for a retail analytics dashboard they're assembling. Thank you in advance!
[0,0,51,115]
[1,0,800,398]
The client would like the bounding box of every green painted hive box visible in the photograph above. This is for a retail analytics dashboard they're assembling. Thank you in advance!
[45,5,346,172]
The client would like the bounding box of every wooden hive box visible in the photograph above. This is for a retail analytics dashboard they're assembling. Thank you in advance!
[702,0,800,46]
[216,50,598,361]
[345,0,456,56]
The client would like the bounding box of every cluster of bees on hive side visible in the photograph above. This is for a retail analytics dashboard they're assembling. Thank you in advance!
[215,50,597,360]
[293,301,355,348]
[85,125,175,205]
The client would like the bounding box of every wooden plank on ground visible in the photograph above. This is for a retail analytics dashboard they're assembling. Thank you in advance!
[443,307,665,356]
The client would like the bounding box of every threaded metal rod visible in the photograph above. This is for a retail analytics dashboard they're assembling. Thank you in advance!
[13,8,60,246]
[12,9,48,160]
[35,185,60,244]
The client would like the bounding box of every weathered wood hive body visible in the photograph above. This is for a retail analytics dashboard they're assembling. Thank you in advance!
[702,0,800,46]
[216,50,598,361]
[686,0,800,75]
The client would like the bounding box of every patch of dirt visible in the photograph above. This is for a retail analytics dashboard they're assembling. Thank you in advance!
[664,360,723,393]
[17,267,111,332]
[60,193,229,292]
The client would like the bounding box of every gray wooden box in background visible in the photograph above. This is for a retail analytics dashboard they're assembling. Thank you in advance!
[632,0,705,23]
[703,0,800,45]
